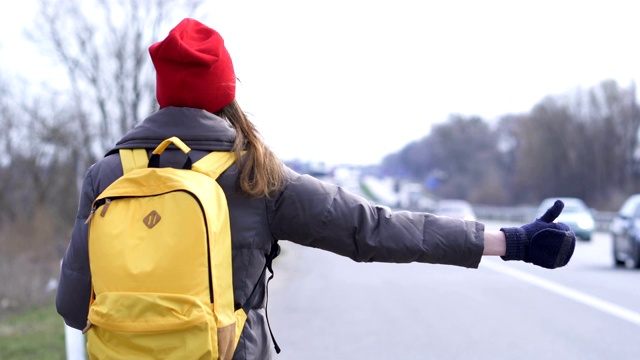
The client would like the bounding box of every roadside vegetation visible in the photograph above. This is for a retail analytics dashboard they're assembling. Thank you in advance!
[0,296,65,360]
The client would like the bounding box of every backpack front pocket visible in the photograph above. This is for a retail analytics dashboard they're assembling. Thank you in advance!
[86,292,215,360]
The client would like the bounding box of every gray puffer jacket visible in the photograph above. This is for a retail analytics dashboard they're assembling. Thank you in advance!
[56,106,484,359]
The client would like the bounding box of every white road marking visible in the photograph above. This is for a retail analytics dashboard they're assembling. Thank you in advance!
[482,260,640,327]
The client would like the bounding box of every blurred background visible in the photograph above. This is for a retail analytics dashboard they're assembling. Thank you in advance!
[1,0,640,359]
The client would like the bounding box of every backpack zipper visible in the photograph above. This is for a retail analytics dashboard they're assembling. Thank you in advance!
[85,198,111,224]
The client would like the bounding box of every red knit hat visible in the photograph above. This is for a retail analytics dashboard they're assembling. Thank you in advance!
[149,18,235,114]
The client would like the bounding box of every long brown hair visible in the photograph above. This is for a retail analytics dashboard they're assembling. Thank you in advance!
[215,100,285,198]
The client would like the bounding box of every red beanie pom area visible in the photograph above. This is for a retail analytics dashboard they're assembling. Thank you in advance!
[149,18,235,114]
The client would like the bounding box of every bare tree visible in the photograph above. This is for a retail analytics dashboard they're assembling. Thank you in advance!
[513,96,582,201]
[581,80,640,207]
[510,80,640,209]
[382,115,503,204]
[427,115,501,202]
[0,0,204,313]
[381,80,640,209]
[0,75,80,310]
[0,74,17,223]
[30,0,202,172]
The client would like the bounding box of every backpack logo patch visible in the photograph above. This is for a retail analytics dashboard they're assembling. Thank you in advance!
[143,210,161,229]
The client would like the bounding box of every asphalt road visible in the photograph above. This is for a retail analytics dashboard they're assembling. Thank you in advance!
[267,221,640,360]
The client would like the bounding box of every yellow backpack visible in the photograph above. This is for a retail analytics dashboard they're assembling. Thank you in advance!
[84,137,244,360]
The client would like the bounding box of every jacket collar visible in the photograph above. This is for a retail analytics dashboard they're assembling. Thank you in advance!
[107,107,237,156]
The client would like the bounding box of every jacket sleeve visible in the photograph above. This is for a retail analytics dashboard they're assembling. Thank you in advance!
[56,167,95,330]
[268,170,484,268]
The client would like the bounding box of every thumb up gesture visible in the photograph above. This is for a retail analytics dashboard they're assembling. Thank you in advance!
[500,200,576,269]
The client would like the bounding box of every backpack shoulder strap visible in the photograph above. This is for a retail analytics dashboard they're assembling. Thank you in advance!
[119,149,149,174]
[119,145,237,178]
[242,241,282,354]
[192,151,237,179]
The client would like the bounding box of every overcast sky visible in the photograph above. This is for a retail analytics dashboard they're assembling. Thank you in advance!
[2,0,640,165]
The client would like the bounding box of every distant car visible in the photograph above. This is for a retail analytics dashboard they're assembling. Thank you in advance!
[609,194,640,269]
[436,199,476,221]
[536,197,595,241]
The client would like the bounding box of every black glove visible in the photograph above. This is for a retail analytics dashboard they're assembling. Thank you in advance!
[500,199,576,269]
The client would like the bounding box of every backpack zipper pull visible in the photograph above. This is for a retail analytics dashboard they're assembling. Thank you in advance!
[85,198,111,224]
[85,208,96,224]
[82,320,92,334]
[100,199,112,217]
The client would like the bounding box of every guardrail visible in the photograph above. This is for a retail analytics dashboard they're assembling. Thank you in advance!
[472,205,616,232]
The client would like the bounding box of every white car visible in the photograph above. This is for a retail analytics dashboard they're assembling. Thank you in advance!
[436,199,476,221]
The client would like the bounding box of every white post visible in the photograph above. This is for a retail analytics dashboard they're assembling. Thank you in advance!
[64,324,86,360]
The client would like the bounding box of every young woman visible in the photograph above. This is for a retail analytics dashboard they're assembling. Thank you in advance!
[56,18,575,360]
